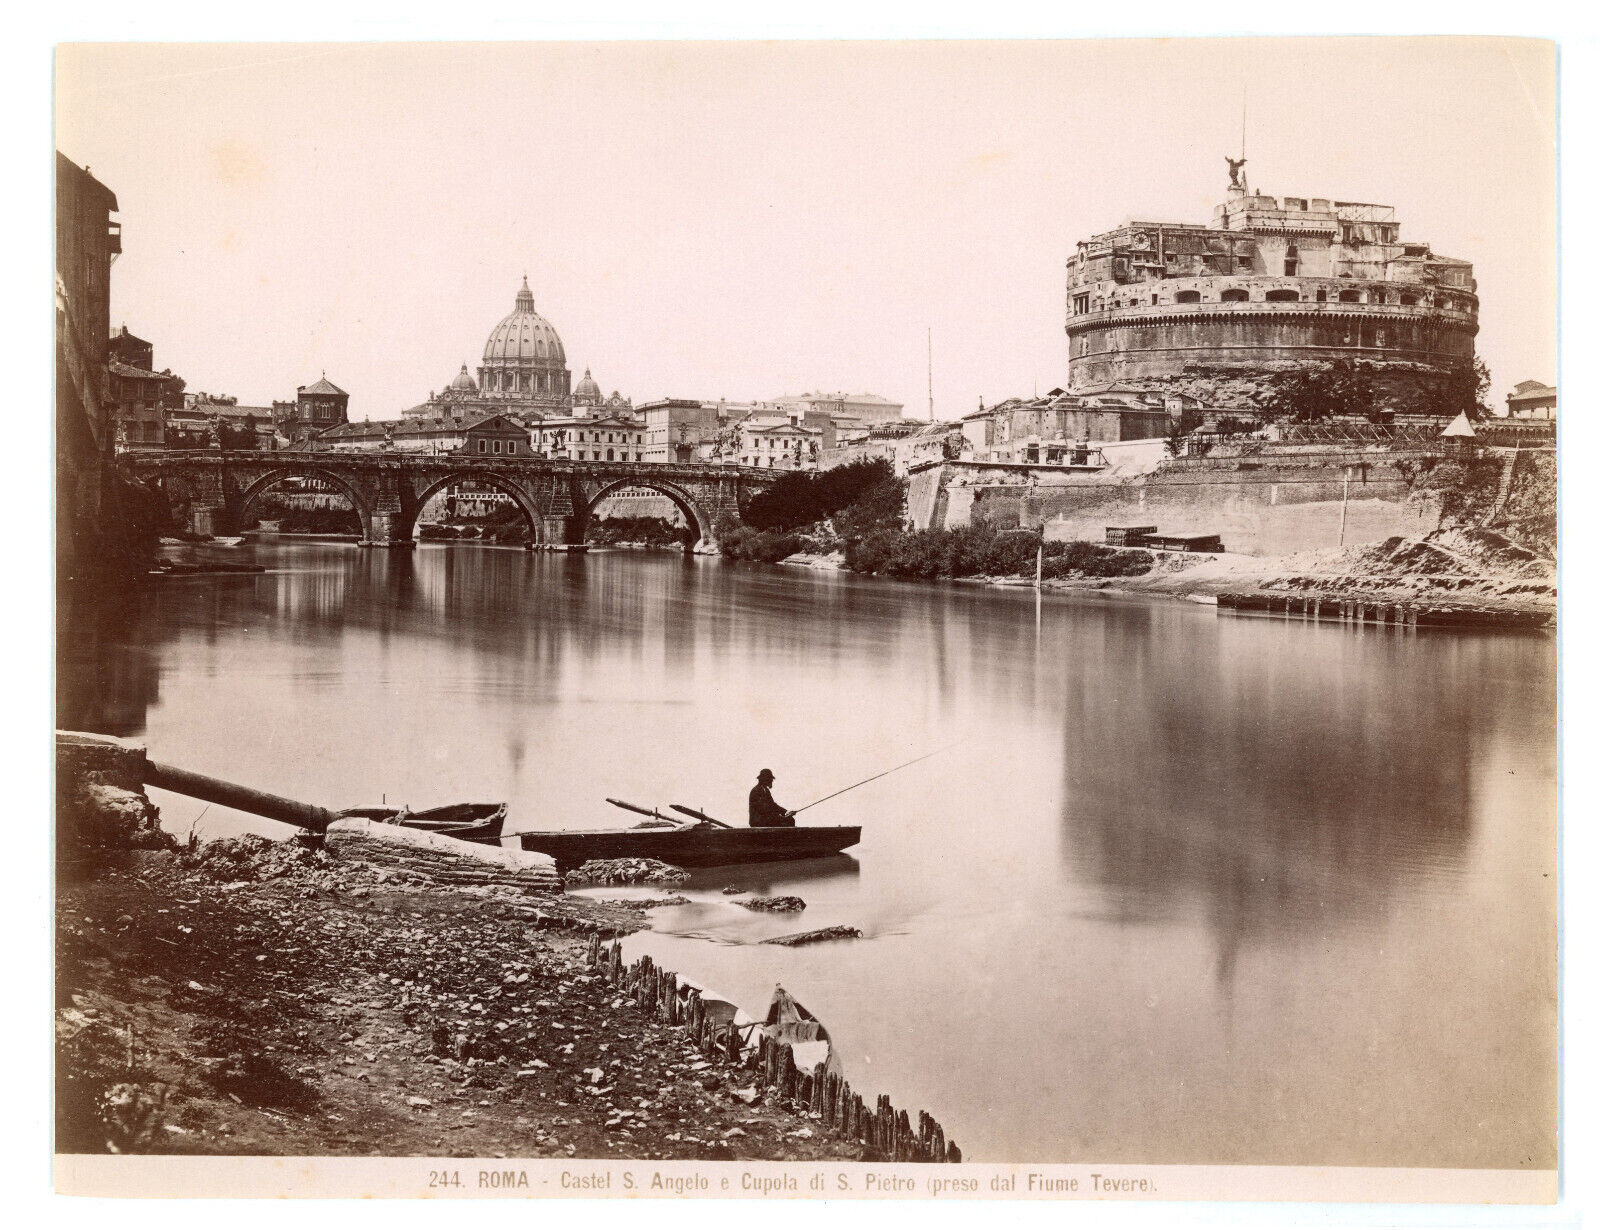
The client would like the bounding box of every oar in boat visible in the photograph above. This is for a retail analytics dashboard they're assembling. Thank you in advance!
[669,803,734,830]
[789,742,961,816]
[607,797,681,825]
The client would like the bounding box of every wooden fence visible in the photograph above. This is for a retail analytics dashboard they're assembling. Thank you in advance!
[586,932,961,1163]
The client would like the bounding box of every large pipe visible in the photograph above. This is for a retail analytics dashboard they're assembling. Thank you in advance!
[144,761,338,832]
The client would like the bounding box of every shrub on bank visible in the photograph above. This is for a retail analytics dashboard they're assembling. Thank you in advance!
[844,523,1153,581]
[719,525,816,563]
[744,459,897,532]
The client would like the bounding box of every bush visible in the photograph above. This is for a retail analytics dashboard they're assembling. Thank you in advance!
[745,460,899,532]
[719,525,811,563]
[841,522,1153,580]
[585,515,691,547]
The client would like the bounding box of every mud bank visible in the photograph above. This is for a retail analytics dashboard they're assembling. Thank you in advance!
[984,528,1556,620]
[56,838,868,1161]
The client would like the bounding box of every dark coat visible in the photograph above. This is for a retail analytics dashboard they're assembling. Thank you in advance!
[748,783,794,828]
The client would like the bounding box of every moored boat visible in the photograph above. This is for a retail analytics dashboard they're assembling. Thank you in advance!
[338,802,507,845]
[516,821,859,868]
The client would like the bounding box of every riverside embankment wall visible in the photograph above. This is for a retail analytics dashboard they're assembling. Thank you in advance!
[908,450,1442,557]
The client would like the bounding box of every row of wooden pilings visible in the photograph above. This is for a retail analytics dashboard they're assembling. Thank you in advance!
[586,932,960,1164]
[1216,591,1551,630]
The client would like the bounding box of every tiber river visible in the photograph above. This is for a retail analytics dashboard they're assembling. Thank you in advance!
[65,540,1557,1168]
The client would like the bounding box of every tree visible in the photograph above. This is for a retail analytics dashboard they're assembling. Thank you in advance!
[1421,356,1493,421]
[218,415,262,451]
[1258,360,1377,422]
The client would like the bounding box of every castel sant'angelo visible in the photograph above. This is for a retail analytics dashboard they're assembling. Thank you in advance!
[1064,160,1479,414]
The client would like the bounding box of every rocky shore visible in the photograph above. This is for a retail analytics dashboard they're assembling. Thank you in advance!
[1030,528,1556,621]
[56,829,868,1161]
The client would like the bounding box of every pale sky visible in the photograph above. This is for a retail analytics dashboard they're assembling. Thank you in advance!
[55,38,1556,420]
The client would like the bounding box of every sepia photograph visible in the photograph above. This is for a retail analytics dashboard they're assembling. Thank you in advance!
[51,34,1561,1206]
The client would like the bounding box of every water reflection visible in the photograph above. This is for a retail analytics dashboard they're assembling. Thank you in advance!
[60,541,1555,1168]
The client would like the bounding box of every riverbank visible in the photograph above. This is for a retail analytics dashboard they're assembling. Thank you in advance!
[56,836,868,1161]
[1024,527,1555,619]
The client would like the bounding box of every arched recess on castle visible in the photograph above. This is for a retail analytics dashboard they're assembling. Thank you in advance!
[581,478,711,549]
[233,466,376,540]
[403,470,544,545]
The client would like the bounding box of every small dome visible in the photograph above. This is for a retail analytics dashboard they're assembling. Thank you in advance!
[449,363,478,392]
[482,277,566,367]
[573,367,603,404]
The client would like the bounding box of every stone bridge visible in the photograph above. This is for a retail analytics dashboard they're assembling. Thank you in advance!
[120,450,777,549]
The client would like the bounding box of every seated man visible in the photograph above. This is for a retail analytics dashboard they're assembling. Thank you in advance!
[748,768,795,828]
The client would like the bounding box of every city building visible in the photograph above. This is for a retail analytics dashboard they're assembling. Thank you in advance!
[166,396,278,449]
[639,399,728,462]
[56,154,119,455]
[56,152,123,589]
[959,391,1172,464]
[529,412,645,462]
[820,420,963,474]
[735,418,825,470]
[1064,165,1479,415]
[275,375,350,443]
[107,326,185,448]
[1506,380,1556,421]
[314,412,531,456]
[772,391,905,429]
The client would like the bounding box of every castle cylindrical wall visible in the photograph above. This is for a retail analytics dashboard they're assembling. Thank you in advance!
[1064,275,1478,409]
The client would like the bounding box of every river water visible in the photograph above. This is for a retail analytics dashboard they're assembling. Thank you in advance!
[66,541,1557,1168]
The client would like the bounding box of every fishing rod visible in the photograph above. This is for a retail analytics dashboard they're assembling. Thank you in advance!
[791,743,961,816]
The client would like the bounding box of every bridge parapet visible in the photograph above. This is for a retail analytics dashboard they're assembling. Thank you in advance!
[119,450,775,548]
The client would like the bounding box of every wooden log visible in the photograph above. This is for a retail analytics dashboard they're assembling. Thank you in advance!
[145,760,339,832]
[779,1043,795,1100]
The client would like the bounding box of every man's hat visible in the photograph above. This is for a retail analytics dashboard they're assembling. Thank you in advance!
[757,768,775,782]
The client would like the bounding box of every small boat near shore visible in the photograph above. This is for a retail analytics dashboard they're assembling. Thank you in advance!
[339,802,507,845]
[517,821,860,868]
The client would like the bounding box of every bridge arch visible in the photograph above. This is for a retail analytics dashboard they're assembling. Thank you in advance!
[406,470,544,545]
[235,466,375,540]
[584,477,712,548]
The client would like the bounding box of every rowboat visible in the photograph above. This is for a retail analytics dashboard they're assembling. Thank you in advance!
[516,820,859,868]
[762,985,841,1077]
[338,802,507,845]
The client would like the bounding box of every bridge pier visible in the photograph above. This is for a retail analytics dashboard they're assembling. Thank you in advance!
[359,509,416,550]
[186,466,232,538]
